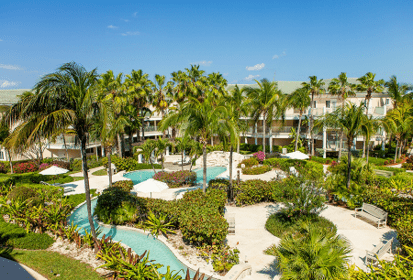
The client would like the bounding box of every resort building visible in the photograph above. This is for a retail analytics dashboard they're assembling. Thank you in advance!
[0,78,392,161]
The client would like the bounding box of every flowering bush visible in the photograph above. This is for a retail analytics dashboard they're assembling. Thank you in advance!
[153,170,196,188]
[113,180,133,192]
[0,162,6,174]
[39,163,51,171]
[242,165,271,175]
[253,151,266,163]
[13,161,38,174]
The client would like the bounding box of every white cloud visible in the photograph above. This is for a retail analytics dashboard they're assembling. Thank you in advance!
[133,12,138,17]
[193,61,212,66]
[272,51,286,59]
[246,63,265,71]
[0,80,20,88]
[244,74,260,81]
[121,31,140,36]
[0,64,23,70]
[107,25,118,29]
[121,18,130,22]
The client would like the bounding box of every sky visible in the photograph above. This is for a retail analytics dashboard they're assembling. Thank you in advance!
[1,0,412,89]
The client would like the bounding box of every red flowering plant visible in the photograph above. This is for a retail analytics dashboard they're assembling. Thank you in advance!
[253,151,266,163]
[39,163,51,171]
[13,161,38,174]
[153,170,197,188]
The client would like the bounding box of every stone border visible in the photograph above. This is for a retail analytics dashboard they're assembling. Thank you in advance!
[68,197,223,280]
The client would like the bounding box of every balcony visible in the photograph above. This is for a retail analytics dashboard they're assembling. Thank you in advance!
[47,135,100,150]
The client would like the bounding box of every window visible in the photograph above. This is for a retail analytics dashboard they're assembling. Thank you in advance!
[313,101,317,108]
[326,100,331,108]
[0,151,3,160]
[386,98,390,105]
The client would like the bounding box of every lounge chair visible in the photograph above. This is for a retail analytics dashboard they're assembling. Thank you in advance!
[174,157,191,166]
[40,181,75,193]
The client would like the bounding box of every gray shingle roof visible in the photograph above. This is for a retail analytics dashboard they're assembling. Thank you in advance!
[0,89,31,105]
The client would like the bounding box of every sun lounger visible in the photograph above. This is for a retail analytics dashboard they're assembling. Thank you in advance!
[40,181,75,193]
[365,238,394,266]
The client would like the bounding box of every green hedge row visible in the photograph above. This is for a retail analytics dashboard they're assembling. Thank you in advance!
[102,155,161,172]
[263,158,324,181]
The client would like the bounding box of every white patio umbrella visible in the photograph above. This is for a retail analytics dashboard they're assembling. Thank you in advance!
[39,165,69,175]
[285,151,310,160]
[132,179,169,195]
[39,165,69,184]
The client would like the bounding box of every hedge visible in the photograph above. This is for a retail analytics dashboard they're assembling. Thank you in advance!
[153,170,197,188]
[263,158,324,181]
[242,165,271,175]
[112,180,134,192]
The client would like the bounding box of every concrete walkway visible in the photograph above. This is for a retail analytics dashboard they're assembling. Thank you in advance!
[0,256,47,280]
[224,202,397,280]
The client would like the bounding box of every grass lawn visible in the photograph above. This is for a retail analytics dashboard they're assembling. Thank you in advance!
[72,176,84,181]
[92,169,107,176]
[0,249,103,280]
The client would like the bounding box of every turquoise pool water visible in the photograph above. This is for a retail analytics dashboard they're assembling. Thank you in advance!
[68,166,226,277]
[68,199,194,276]
[124,166,227,185]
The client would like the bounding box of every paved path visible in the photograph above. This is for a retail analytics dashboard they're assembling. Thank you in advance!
[0,256,47,280]
[224,203,396,280]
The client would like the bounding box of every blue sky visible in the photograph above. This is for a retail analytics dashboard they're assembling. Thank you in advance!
[1,0,412,89]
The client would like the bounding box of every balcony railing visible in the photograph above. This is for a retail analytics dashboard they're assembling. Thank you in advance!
[144,126,158,132]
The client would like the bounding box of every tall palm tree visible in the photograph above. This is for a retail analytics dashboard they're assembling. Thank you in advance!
[333,103,365,189]
[360,115,380,165]
[135,139,158,174]
[151,74,170,138]
[174,136,190,171]
[155,137,169,171]
[160,96,236,192]
[328,73,356,158]
[5,62,100,239]
[385,75,411,109]
[287,87,311,152]
[302,76,326,156]
[244,79,284,155]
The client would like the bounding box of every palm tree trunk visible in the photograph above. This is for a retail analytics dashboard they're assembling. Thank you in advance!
[237,140,240,154]
[262,115,266,155]
[399,140,403,159]
[117,134,122,158]
[80,137,97,241]
[362,138,366,158]
[338,130,343,159]
[149,157,156,174]
[137,128,140,142]
[107,146,112,187]
[62,134,69,161]
[347,140,352,190]
[295,111,303,152]
[229,145,233,202]
[310,93,315,156]
[202,143,207,193]
[366,141,370,165]
[394,139,399,163]
[128,131,133,156]
[7,149,13,174]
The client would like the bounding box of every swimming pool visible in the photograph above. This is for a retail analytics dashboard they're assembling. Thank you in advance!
[123,166,227,185]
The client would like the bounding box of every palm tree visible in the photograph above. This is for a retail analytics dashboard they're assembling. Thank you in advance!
[273,222,351,280]
[385,75,411,109]
[328,73,356,158]
[5,62,100,239]
[357,72,385,157]
[174,136,190,171]
[160,96,236,192]
[135,139,158,174]
[155,137,169,171]
[244,79,284,155]
[302,76,326,156]
[360,115,380,165]
[188,139,202,172]
[332,103,365,189]
[151,74,170,138]
[287,87,311,152]
[384,103,413,161]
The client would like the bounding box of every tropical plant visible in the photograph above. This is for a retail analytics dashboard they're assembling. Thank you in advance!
[4,62,100,240]
[302,76,326,156]
[135,139,158,173]
[244,78,285,155]
[385,75,412,109]
[287,87,311,152]
[174,136,190,171]
[151,74,171,138]
[360,115,380,164]
[155,137,169,171]
[144,211,176,238]
[328,72,356,158]
[271,222,351,280]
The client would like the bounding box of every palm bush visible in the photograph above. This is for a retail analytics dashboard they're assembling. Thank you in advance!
[268,222,351,280]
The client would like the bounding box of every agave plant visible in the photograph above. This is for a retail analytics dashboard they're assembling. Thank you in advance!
[144,211,176,238]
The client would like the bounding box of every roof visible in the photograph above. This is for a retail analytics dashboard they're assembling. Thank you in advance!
[0,89,31,105]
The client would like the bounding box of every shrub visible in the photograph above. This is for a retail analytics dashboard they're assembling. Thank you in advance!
[13,161,38,174]
[39,163,51,171]
[233,179,274,206]
[310,156,334,164]
[51,160,71,170]
[237,157,258,168]
[267,223,351,279]
[138,198,180,227]
[102,155,161,172]
[112,180,134,192]
[153,170,197,188]
[0,162,7,174]
[64,189,97,208]
[264,158,324,181]
[7,186,38,203]
[242,165,271,175]
[208,178,230,192]
[253,151,266,163]
[94,187,144,225]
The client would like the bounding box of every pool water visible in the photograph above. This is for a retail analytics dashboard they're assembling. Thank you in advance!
[124,166,227,185]
[68,166,227,277]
